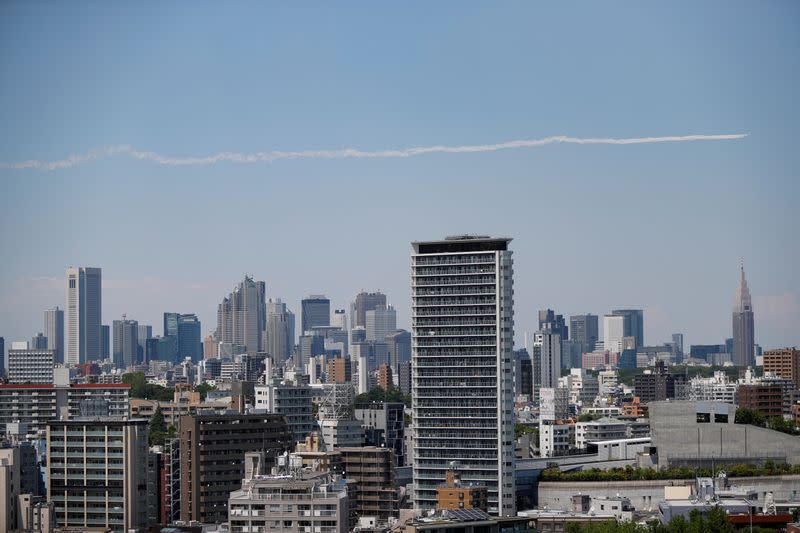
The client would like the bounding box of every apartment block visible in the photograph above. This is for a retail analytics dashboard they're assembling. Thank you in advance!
[339,447,399,522]
[763,348,800,389]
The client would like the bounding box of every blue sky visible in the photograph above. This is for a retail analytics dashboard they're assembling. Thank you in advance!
[1,2,798,352]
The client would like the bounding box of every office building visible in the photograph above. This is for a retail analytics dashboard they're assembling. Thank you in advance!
[366,305,397,342]
[229,469,349,533]
[732,264,755,367]
[538,332,561,390]
[163,312,179,338]
[569,314,598,353]
[137,324,152,363]
[327,356,352,384]
[354,402,406,466]
[602,315,625,353]
[255,379,318,443]
[100,324,110,359]
[203,334,217,359]
[112,317,139,369]
[7,348,54,384]
[611,309,644,349]
[65,266,102,365]
[30,333,47,350]
[0,383,130,436]
[411,236,515,516]
[179,412,292,523]
[351,291,387,330]
[216,276,267,353]
[386,329,412,372]
[672,333,684,362]
[763,348,800,389]
[514,348,532,397]
[177,313,201,361]
[0,337,3,377]
[339,447,400,521]
[332,308,347,330]
[539,310,568,339]
[267,298,295,361]
[47,418,148,532]
[301,295,330,334]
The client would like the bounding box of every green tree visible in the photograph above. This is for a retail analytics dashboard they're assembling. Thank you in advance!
[195,382,217,401]
[735,407,766,427]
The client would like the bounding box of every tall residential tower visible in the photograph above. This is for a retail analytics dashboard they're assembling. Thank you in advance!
[411,236,515,516]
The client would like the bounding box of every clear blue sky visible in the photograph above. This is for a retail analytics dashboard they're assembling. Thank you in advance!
[1,2,798,352]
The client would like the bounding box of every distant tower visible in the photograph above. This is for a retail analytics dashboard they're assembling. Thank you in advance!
[732,262,755,367]
[66,267,102,365]
[44,306,65,364]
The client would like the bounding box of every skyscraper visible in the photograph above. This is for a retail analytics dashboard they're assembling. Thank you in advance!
[537,331,561,389]
[216,276,267,353]
[30,332,48,350]
[411,235,515,516]
[538,309,568,339]
[366,305,397,342]
[732,263,755,367]
[137,324,152,363]
[602,314,625,353]
[301,295,330,334]
[611,309,644,348]
[100,324,110,359]
[569,314,598,353]
[351,291,387,330]
[163,312,179,338]
[65,267,102,365]
[44,306,65,364]
[177,314,202,361]
[113,317,139,369]
[267,299,294,362]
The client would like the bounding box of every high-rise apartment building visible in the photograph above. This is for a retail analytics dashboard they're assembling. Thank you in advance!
[611,309,644,349]
[411,236,515,516]
[7,348,54,384]
[732,264,755,367]
[112,318,139,369]
[267,298,294,361]
[44,307,65,364]
[216,276,267,353]
[47,418,148,532]
[301,295,330,334]
[366,305,397,342]
[569,314,598,353]
[351,291,387,330]
[763,348,800,389]
[602,315,625,353]
[65,267,102,365]
[179,412,292,524]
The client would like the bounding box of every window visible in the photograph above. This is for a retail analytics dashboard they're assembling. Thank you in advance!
[696,412,711,423]
[714,413,728,423]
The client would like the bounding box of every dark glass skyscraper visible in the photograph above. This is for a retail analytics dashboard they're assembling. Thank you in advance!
[177,314,202,362]
[569,314,598,353]
[301,295,330,334]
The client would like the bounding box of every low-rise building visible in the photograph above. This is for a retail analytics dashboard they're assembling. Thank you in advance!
[575,418,628,450]
[354,402,405,466]
[339,447,399,522]
[539,422,574,458]
[436,470,488,511]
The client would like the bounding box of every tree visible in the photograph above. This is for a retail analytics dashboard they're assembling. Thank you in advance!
[122,371,174,401]
[734,407,766,427]
[515,423,537,439]
[195,382,217,401]
[148,407,167,446]
[577,413,601,422]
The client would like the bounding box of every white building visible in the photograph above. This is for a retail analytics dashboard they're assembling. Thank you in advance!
[254,380,317,443]
[411,236,516,516]
[603,315,625,354]
[539,422,574,458]
[366,305,396,342]
[66,267,102,365]
[559,369,598,407]
[597,368,619,397]
[575,417,628,449]
[7,348,54,384]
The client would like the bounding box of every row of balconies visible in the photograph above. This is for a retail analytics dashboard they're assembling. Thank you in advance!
[412,297,496,307]
[413,254,496,266]
[414,287,496,297]
[413,267,496,277]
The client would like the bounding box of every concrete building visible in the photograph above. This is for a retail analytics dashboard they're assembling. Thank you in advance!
[44,307,65,365]
[539,422,575,458]
[679,371,738,404]
[0,444,40,533]
[7,348,54,384]
[327,356,352,384]
[569,314,598,354]
[339,447,399,522]
[575,418,628,449]
[763,348,800,389]
[366,305,397,342]
[228,469,349,533]
[386,329,412,374]
[649,400,800,467]
[301,295,330,335]
[411,236,516,516]
[351,291,388,331]
[47,418,148,532]
[634,361,687,404]
[738,383,784,418]
[0,384,130,436]
[538,332,561,390]
[178,412,292,524]
[65,266,102,365]
[216,276,267,353]
[732,264,755,367]
[112,317,138,369]
[254,379,317,443]
[354,402,405,466]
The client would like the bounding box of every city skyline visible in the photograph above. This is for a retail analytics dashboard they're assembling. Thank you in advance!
[1,3,798,351]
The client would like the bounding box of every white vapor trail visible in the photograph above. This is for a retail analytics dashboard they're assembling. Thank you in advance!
[1,133,748,171]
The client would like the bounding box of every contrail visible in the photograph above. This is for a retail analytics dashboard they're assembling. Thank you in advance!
[0,133,748,170]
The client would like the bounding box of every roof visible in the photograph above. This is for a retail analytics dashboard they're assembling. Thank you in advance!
[0,383,130,389]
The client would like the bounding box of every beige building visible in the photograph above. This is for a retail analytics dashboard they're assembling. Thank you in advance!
[763,348,800,389]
